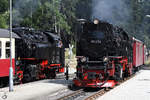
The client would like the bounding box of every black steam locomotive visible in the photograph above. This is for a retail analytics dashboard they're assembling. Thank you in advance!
[73,19,135,88]
[13,27,65,82]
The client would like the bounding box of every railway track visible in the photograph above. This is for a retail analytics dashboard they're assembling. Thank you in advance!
[57,73,136,100]
[85,74,136,100]
[57,89,85,100]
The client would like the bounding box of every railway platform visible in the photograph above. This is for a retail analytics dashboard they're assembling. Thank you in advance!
[97,68,150,100]
[0,67,76,100]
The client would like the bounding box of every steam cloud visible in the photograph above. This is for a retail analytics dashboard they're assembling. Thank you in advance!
[92,0,132,26]
[13,0,40,26]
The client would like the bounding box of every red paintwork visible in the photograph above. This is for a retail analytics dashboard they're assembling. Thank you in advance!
[49,64,64,73]
[128,63,133,75]
[39,74,46,79]
[59,67,64,73]
[0,59,15,77]
[133,40,144,67]
[20,58,37,60]
[143,45,147,64]
[133,41,136,67]
[16,70,23,83]
[74,61,117,88]
[40,60,64,73]
[74,57,130,88]
[17,71,23,79]
[40,60,48,66]
[50,64,61,67]
[73,78,116,88]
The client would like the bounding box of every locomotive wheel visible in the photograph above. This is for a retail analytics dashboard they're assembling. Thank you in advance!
[22,74,32,82]
[68,83,80,90]
[46,70,56,79]
[22,73,36,82]
[50,71,56,79]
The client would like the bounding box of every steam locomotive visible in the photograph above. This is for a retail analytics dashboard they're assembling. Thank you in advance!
[0,28,65,87]
[73,19,147,88]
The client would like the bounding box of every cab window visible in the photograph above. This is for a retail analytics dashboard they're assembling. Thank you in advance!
[6,42,10,58]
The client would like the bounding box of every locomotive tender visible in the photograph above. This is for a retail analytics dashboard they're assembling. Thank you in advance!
[0,28,65,87]
[73,19,146,88]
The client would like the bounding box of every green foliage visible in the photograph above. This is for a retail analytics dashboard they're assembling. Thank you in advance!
[130,0,150,48]
[32,0,71,34]
[15,0,76,36]
[0,0,8,14]
[0,12,9,28]
[0,0,9,28]
[1,0,150,48]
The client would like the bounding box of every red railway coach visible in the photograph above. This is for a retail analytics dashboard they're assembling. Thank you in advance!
[133,38,146,69]
[0,29,19,86]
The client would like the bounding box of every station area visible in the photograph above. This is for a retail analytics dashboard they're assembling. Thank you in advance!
[1,67,150,100]
[97,67,150,100]
[0,67,76,100]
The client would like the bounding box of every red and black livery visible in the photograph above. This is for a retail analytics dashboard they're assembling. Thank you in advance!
[73,19,146,88]
[0,28,65,87]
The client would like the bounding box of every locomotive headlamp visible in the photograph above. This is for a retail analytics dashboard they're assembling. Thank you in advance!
[103,57,109,62]
[94,19,99,24]
[81,57,87,62]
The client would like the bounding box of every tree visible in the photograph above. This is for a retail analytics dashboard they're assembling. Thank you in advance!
[31,0,71,34]
[0,0,8,14]
[0,0,9,28]
[0,12,9,28]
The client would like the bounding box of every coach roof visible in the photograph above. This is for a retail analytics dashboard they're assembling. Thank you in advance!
[0,28,20,38]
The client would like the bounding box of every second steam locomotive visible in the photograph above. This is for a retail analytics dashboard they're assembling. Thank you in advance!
[73,19,147,88]
[0,28,65,87]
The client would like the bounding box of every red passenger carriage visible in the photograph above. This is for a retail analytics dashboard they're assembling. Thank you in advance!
[0,29,19,86]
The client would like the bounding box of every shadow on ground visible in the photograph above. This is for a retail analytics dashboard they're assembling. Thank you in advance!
[43,79,73,86]
[141,66,150,70]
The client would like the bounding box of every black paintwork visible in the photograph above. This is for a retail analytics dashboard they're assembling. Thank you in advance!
[77,20,133,59]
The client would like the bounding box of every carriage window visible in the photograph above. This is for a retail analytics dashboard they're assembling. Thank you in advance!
[6,42,10,58]
[0,42,1,58]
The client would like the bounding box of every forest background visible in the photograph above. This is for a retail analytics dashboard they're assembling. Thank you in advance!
[0,0,150,48]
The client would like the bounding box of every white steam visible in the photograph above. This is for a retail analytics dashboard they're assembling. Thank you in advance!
[92,0,132,26]
[13,0,40,25]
